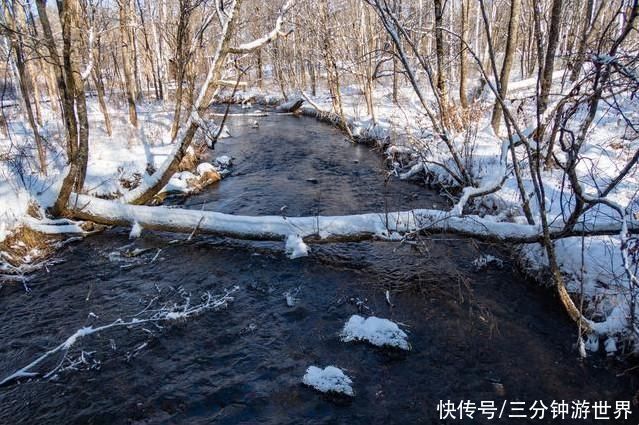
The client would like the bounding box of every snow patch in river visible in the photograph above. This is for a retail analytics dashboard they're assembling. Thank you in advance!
[340,315,410,350]
[285,234,309,259]
[129,222,142,239]
[302,365,354,396]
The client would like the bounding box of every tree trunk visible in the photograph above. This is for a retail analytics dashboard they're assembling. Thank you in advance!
[36,0,88,215]
[433,0,448,101]
[170,0,192,141]
[491,0,521,134]
[569,0,595,82]
[93,71,112,136]
[539,0,563,113]
[458,0,469,109]
[4,1,47,175]
[119,0,138,127]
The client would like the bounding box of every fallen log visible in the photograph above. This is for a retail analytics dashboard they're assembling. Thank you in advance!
[64,194,638,244]
[276,98,304,113]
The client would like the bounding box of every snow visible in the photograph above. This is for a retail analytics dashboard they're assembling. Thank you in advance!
[285,234,309,259]
[63,326,95,349]
[340,315,410,350]
[196,162,217,175]
[235,79,639,353]
[215,155,232,168]
[1,60,637,354]
[129,222,142,239]
[584,334,599,352]
[302,365,354,396]
[71,193,598,243]
[472,254,504,271]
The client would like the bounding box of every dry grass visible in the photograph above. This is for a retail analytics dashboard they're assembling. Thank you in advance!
[0,226,59,269]
[442,100,491,132]
[0,200,66,280]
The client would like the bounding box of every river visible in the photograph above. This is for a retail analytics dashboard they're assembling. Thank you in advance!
[0,111,634,424]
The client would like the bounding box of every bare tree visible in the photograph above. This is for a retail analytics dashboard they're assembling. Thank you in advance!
[490,0,521,133]
[118,0,138,127]
[2,0,47,174]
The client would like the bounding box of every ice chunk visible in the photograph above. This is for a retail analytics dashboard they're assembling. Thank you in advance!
[129,222,142,239]
[285,234,309,259]
[215,155,232,167]
[302,365,354,396]
[340,315,410,350]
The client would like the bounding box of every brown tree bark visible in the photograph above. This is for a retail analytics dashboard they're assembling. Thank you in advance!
[4,1,47,175]
[491,0,521,133]
[118,0,138,127]
[538,0,563,113]
[458,0,469,109]
[569,0,595,82]
[36,0,88,215]
[170,0,194,141]
[433,0,448,101]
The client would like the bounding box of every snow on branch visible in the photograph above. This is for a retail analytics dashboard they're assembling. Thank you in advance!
[225,0,294,54]
[0,286,238,386]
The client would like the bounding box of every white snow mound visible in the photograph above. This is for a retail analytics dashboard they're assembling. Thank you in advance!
[129,222,142,239]
[196,162,217,175]
[340,315,410,350]
[285,234,309,259]
[215,155,232,167]
[302,365,354,396]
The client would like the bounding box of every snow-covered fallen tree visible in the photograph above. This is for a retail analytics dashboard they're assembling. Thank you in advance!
[65,194,638,244]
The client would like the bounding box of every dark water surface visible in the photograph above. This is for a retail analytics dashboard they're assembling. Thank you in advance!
[0,111,635,424]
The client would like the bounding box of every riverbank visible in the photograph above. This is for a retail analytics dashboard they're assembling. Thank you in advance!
[228,84,638,356]
[1,84,637,356]
[2,111,636,423]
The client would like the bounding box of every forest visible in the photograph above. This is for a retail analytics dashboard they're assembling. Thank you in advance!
[0,0,638,423]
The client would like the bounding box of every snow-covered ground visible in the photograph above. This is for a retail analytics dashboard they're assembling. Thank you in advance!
[0,99,225,244]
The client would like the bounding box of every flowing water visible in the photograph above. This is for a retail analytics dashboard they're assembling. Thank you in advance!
[0,111,636,424]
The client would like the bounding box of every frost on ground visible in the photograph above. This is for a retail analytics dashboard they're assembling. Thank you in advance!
[302,365,354,396]
[285,234,309,259]
[340,315,410,350]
